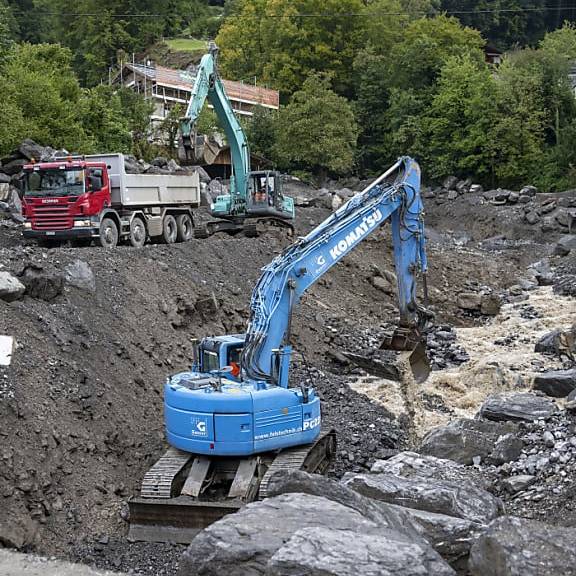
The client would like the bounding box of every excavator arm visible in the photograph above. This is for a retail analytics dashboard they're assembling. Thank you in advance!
[241,156,428,384]
[179,42,250,210]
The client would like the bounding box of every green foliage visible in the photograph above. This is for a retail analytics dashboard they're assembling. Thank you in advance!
[274,74,359,181]
[217,0,367,97]
[0,43,153,157]
[196,106,220,135]
[388,15,485,91]
[245,106,278,158]
[0,43,91,153]
[418,55,499,182]
[0,0,16,54]
[353,15,486,172]
[439,0,548,48]
[81,86,133,153]
[4,0,223,85]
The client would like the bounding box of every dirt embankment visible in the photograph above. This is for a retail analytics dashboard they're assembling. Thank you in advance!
[0,191,567,573]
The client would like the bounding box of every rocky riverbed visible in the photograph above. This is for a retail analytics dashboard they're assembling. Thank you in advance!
[1,157,576,574]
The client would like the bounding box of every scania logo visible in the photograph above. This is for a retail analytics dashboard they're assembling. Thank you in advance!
[41,199,59,204]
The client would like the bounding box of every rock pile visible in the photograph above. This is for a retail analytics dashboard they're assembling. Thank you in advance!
[455,283,502,317]
[523,196,576,234]
[425,325,470,370]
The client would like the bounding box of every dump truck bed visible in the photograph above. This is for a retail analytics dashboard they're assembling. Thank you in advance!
[87,154,201,209]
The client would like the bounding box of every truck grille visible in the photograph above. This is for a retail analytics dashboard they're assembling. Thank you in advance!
[32,205,73,230]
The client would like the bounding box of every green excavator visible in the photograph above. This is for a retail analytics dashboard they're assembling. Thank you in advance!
[179,42,295,237]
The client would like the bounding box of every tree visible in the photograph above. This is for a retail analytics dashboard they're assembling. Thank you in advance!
[246,106,278,158]
[439,0,548,48]
[0,43,93,152]
[80,86,133,153]
[353,46,394,173]
[417,55,499,183]
[353,15,486,173]
[0,43,154,157]
[274,73,359,181]
[0,0,15,54]
[388,15,485,92]
[217,0,367,97]
[490,51,547,186]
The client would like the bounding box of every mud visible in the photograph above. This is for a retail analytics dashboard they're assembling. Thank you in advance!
[0,187,573,574]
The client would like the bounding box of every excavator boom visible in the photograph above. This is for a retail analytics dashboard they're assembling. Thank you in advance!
[178,42,294,235]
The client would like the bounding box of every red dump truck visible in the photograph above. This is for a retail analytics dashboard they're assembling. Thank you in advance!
[21,154,201,248]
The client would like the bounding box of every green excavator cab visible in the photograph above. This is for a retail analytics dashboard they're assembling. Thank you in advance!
[245,171,295,220]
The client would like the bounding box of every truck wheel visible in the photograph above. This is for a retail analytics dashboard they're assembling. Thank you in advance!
[99,217,118,248]
[176,214,193,243]
[130,216,146,248]
[161,214,177,244]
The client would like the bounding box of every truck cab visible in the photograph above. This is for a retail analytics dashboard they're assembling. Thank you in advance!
[22,159,111,244]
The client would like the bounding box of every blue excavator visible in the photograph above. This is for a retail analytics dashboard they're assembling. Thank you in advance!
[128,156,430,543]
[179,42,295,237]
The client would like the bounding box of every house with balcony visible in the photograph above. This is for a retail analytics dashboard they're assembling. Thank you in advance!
[114,62,280,131]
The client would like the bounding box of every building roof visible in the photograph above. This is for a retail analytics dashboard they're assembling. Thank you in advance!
[120,63,279,108]
[485,45,503,56]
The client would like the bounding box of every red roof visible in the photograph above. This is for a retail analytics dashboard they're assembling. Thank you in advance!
[123,63,279,108]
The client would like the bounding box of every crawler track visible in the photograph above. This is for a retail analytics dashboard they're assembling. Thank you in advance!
[128,429,336,543]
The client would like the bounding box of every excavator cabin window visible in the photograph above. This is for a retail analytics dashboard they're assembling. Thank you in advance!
[250,172,277,206]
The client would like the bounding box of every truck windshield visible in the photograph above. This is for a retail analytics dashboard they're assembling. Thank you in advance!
[24,168,85,197]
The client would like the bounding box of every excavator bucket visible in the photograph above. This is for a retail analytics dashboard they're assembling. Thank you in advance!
[379,329,431,385]
[405,341,431,385]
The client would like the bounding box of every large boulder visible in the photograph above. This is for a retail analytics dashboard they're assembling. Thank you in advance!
[469,516,576,576]
[553,235,576,256]
[0,272,25,302]
[178,492,453,576]
[391,506,485,570]
[533,369,576,398]
[64,260,96,293]
[1,158,28,176]
[266,469,479,568]
[420,418,518,464]
[370,451,490,489]
[20,266,63,301]
[520,185,538,197]
[479,392,557,422]
[343,473,503,524]
[481,293,502,316]
[554,274,576,297]
[456,292,481,311]
[535,325,576,357]
[265,470,422,532]
[267,526,455,576]
[18,139,46,161]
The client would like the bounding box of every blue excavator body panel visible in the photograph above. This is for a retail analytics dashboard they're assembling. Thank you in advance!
[165,371,320,456]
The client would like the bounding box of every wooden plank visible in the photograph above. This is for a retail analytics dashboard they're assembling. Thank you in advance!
[228,457,258,500]
[181,456,212,498]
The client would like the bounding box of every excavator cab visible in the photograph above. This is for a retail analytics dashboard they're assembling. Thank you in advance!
[247,171,295,221]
